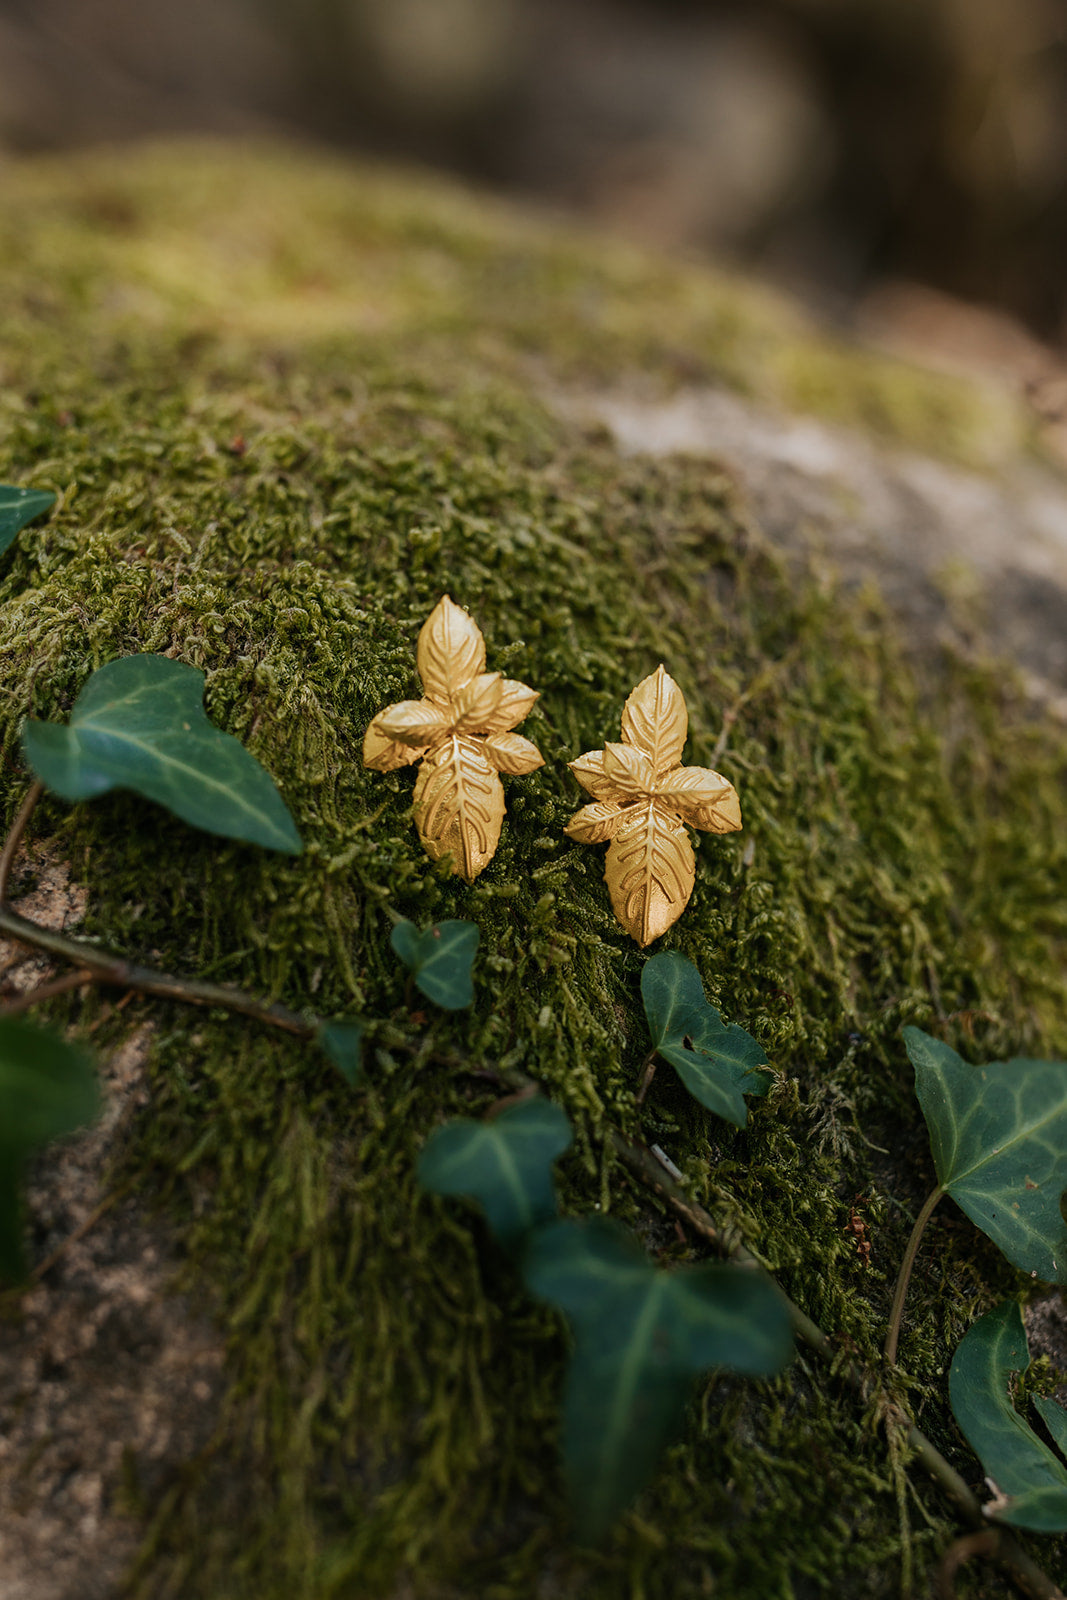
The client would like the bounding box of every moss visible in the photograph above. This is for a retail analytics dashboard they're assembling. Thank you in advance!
[0,139,1031,472]
[0,140,1065,1598]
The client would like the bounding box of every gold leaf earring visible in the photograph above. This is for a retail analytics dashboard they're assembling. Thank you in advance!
[564,666,741,945]
[363,596,544,881]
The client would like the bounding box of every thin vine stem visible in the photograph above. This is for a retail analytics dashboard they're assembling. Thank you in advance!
[634,1047,658,1105]
[0,778,43,902]
[30,1179,136,1281]
[938,1532,1000,1599]
[885,1185,944,1367]
[0,901,316,1037]
[708,645,802,767]
[0,781,317,1038]
[0,968,93,1018]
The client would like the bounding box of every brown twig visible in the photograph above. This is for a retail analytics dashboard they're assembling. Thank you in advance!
[486,1085,539,1119]
[938,1532,1001,1599]
[0,782,316,1039]
[710,710,738,769]
[29,1180,136,1282]
[0,968,93,1018]
[937,1529,1066,1600]
[0,779,43,902]
[634,1048,659,1105]
[0,901,314,1038]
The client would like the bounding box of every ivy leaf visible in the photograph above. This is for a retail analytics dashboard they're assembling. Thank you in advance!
[641,951,770,1126]
[904,1027,1067,1281]
[318,1020,364,1088]
[417,1098,572,1248]
[524,1217,793,1542]
[0,484,55,555]
[0,1020,98,1153]
[413,737,504,881]
[949,1300,1067,1531]
[21,655,302,854]
[391,918,479,1009]
[0,1020,99,1281]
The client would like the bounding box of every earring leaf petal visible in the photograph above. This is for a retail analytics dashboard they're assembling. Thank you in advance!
[565,666,741,942]
[365,598,543,878]
[416,594,486,705]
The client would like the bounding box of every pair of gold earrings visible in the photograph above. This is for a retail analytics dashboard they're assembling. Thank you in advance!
[363,596,741,947]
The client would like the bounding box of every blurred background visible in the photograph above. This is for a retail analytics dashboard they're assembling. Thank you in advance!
[2,0,1066,355]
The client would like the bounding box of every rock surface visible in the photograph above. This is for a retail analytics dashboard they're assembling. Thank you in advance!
[559,381,1067,707]
[0,857,224,1600]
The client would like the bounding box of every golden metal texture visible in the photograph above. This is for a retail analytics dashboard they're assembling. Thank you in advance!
[363,596,543,880]
[564,665,741,945]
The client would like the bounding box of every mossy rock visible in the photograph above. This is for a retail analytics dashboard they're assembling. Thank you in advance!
[1,140,1066,1600]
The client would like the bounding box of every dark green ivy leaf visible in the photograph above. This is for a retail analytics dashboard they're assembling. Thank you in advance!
[391,918,479,1009]
[641,951,770,1126]
[22,655,302,855]
[904,1026,1067,1281]
[418,1097,572,1248]
[318,1020,365,1087]
[0,1020,99,1282]
[0,484,55,555]
[950,1299,1067,1531]
[524,1217,793,1541]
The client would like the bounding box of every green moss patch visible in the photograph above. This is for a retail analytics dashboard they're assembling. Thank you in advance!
[0,141,1065,1598]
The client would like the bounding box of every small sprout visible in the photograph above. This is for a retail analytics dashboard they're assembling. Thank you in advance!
[391,918,479,1010]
